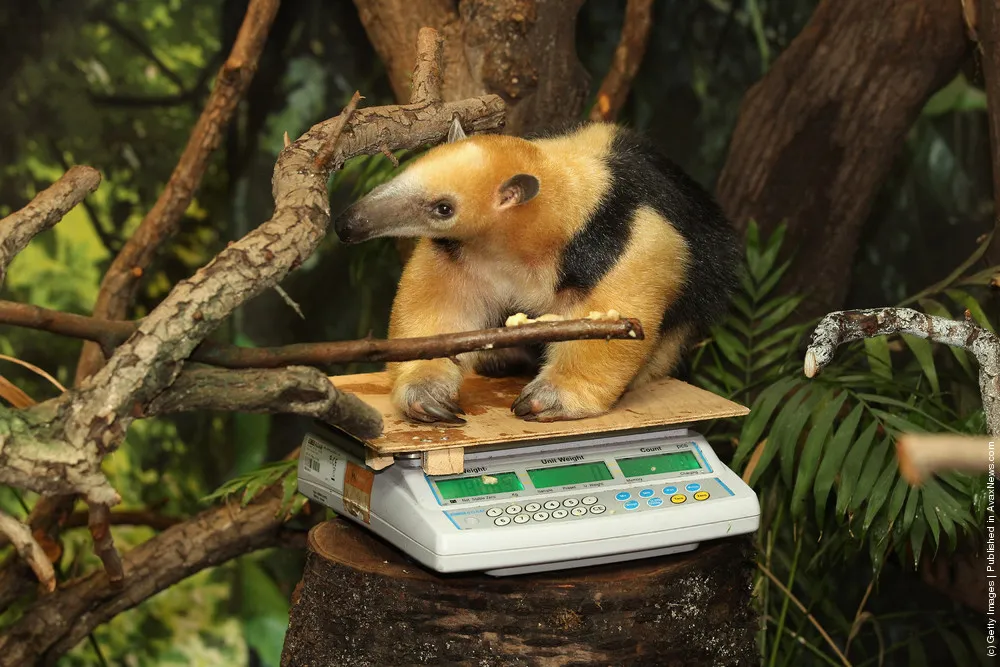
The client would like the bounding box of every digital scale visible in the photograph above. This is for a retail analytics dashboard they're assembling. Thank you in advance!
[296,421,760,577]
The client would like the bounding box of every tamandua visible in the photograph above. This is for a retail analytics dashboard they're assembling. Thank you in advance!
[334,119,740,423]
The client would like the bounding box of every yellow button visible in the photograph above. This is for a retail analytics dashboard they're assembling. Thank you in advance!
[694,491,710,501]
[670,494,686,504]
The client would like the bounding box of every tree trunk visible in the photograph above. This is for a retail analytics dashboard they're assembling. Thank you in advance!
[978,1,1000,271]
[716,0,971,319]
[280,519,759,667]
[351,0,591,137]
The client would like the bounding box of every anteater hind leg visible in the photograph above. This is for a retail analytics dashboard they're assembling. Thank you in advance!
[626,324,693,392]
[512,209,690,421]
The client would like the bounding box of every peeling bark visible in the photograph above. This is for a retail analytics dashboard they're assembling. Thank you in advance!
[716,0,971,319]
[803,307,1000,435]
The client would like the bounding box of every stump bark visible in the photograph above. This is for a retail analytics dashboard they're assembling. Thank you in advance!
[280,518,759,667]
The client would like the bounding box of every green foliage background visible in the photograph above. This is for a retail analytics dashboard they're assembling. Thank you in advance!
[0,1,995,665]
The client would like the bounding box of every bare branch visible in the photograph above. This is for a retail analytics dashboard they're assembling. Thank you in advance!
[76,0,282,383]
[803,307,1000,435]
[88,504,123,584]
[0,510,55,594]
[144,365,385,440]
[588,0,655,121]
[312,90,363,171]
[0,300,643,369]
[0,166,101,286]
[0,493,299,666]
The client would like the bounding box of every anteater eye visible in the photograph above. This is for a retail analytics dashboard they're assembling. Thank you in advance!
[432,201,454,218]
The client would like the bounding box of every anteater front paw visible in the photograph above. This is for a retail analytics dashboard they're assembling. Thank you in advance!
[396,380,466,424]
[510,378,605,422]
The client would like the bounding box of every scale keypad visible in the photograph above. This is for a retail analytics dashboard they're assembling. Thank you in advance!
[444,476,734,530]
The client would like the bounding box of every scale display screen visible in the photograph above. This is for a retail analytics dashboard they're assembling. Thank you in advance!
[527,461,614,489]
[435,472,524,500]
[616,451,701,477]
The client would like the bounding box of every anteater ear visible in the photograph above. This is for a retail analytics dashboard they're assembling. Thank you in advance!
[447,116,467,143]
[498,174,540,209]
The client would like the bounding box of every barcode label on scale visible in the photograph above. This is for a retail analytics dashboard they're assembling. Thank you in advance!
[306,457,321,473]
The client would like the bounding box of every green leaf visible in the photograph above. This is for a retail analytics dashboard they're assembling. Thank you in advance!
[729,295,753,319]
[749,386,817,487]
[884,475,910,529]
[240,559,291,667]
[907,635,929,667]
[910,506,927,568]
[946,288,995,333]
[862,459,898,531]
[754,257,792,300]
[835,423,880,517]
[752,325,802,356]
[902,481,922,532]
[756,295,805,332]
[791,390,848,518]
[937,626,974,667]
[814,402,864,523]
[900,334,940,394]
[922,484,942,553]
[863,336,892,379]
[848,434,891,515]
[733,376,801,469]
[775,387,826,484]
[713,328,748,367]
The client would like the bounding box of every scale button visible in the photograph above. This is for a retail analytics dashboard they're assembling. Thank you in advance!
[465,516,480,526]
[563,498,580,508]
[571,507,587,516]
[590,504,607,514]
[494,516,511,526]
[543,500,560,510]
[647,497,664,507]
[525,502,542,512]
[662,486,677,495]
[506,505,523,514]
[615,491,631,501]
[623,500,640,511]
[582,495,598,505]
[694,491,710,501]
[533,511,549,521]
[486,507,503,517]
[638,488,654,498]
[685,483,701,492]
[670,494,686,504]
[513,514,530,524]
[552,509,569,519]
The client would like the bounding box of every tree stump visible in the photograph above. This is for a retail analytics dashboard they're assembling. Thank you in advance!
[280,518,759,666]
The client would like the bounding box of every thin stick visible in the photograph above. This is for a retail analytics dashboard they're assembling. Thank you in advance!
[0,354,67,393]
[588,0,655,121]
[756,562,852,667]
[312,90,363,171]
[0,510,56,593]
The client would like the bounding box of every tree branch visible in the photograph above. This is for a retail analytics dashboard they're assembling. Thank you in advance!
[0,492,299,667]
[0,26,505,585]
[76,0,282,383]
[588,0,655,121]
[896,433,993,485]
[803,307,1000,436]
[0,300,643,369]
[0,166,101,286]
[144,365,384,440]
[0,510,55,594]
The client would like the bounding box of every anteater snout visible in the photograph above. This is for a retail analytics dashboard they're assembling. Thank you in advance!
[333,205,368,244]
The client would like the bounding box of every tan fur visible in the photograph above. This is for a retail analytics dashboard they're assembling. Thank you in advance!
[382,122,693,421]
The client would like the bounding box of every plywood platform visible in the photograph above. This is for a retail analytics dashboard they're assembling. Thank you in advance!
[329,372,749,475]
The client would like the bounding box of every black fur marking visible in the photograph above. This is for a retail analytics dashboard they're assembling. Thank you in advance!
[549,123,740,337]
[431,238,462,261]
[472,309,545,378]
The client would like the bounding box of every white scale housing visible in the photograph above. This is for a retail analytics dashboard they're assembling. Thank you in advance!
[297,424,760,576]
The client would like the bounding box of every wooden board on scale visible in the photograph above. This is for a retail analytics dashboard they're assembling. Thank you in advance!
[328,372,749,475]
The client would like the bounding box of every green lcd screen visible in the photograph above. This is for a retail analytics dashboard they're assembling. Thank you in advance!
[616,451,701,478]
[435,472,524,500]
[527,461,614,489]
